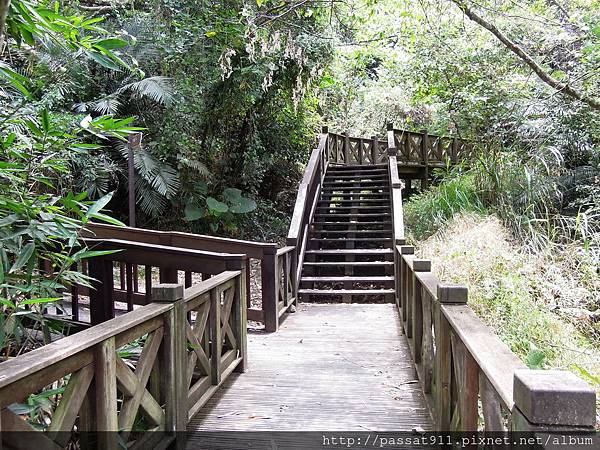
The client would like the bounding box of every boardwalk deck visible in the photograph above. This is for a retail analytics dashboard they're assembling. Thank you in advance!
[188,303,433,439]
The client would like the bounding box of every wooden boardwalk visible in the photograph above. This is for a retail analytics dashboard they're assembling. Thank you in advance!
[188,303,433,437]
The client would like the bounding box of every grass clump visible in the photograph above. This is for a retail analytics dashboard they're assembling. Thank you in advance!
[404,167,485,240]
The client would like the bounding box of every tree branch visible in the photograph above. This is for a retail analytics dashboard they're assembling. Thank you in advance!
[450,0,600,110]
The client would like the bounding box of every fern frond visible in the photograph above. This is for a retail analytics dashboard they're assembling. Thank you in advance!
[116,143,180,199]
[117,76,174,106]
[176,155,211,176]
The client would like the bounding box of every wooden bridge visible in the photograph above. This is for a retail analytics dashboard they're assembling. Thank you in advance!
[0,126,595,449]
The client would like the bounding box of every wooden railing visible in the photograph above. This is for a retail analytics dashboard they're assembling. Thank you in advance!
[286,127,328,312]
[387,137,596,432]
[322,124,474,167]
[63,237,245,327]
[326,131,388,165]
[396,245,596,433]
[0,274,246,449]
[83,223,288,332]
[390,125,475,166]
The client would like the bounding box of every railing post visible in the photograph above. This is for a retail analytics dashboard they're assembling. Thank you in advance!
[153,283,187,450]
[397,245,414,317]
[421,129,429,191]
[387,123,397,157]
[209,286,221,385]
[371,135,379,164]
[410,259,431,358]
[434,284,467,430]
[88,257,115,325]
[233,266,248,373]
[512,370,596,443]
[261,247,279,332]
[290,246,298,301]
[343,132,350,164]
[94,336,118,450]
[406,259,430,339]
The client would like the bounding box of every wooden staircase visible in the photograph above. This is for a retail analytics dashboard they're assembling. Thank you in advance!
[298,164,395,302]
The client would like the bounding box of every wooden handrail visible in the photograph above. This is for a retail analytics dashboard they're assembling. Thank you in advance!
[0,302,172,392]
[442,303,526,410]
[85,222,276,259]
[82,225,285,332]
[287,131,328,244]
[395,245,595,432]
[0,275,248,448]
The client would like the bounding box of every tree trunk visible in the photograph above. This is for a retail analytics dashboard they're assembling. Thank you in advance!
[0,0,10,54]
[450,0,600,111]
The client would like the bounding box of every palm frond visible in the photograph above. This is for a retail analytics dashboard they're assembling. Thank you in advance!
[117,142,180,198]
[135,177,169,217]
[117,76,174,106]
[176,154,211,176]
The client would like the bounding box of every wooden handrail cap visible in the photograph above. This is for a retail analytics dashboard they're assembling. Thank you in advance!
[152,283,184,302]
[412,259,431,272]
[437,284,468,303]
[513,369,596,427]
[398,245,415,255]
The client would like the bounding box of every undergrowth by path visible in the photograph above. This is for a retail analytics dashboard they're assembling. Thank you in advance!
[413,213,600,423]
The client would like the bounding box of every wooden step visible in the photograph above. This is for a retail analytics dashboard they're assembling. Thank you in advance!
[326,174,388,180]
[323,179,389,185]
[303,261,394,267]
[328,164,387,170]
[318,199,390,204]
[313,221,392,225]
[323,184,389,189]
[305,249,393,255]
[315,206,390,211]
[320,192,389,197]
[313,230,391,235]
[313,213,391,218]
[310,237,392,242]
[301,276,394,283]
[298,289,395,295]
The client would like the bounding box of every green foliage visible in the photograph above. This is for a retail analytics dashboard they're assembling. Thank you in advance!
[0,1,136,357]
[404,167,485,240]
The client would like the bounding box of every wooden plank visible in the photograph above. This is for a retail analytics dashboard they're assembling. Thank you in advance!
[450,332,479,431]
[480,372,506,431]
[301,276,394,282]
[47,364,94,444]
[305,249,393,255]
[86,222,276,259]
[442,304,526,410]
[188,304,433,432]
[184,271,241,305]
[81,238,244,275]
[95,337,118,449]
[297,289,395,295]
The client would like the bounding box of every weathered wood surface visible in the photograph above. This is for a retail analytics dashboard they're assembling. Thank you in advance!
[188,303,433,434]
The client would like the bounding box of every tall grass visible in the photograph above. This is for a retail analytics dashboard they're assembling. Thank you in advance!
[474,147,600,255]
[404,166,485,240]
